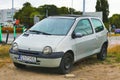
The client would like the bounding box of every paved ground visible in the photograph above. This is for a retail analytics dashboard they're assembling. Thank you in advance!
[108,36,120,47]
[2,33,21,44]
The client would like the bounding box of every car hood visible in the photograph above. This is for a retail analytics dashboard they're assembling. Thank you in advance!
[15,34,65,51]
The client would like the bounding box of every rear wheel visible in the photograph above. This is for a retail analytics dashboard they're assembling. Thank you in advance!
[13,62,26,69]
[97,44,107,60]
[59,53,74,74]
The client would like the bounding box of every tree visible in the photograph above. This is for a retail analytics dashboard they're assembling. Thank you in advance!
[14,2,82,27]
[96,0,101,11]
[109,14,120,28]
[96,0,109,22]
[58,7,69,14]
[58,7,81,15]
[14,2,39,27]
[37,5,58,17]
[68,8,75,14]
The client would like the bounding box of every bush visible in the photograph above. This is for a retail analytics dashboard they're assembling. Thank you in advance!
[2,27,23,33]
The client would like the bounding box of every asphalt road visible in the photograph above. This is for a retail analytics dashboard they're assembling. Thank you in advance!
[2,33,22,44]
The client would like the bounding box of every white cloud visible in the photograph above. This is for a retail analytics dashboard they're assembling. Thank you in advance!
[109,0,120,17]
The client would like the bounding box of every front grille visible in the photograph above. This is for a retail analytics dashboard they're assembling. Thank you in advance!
[10,48,64,58]
[18,49,40,56]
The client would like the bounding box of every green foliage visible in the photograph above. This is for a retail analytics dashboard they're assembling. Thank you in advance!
[37,5,59,17]
[106,52,120,64]
[14,2,82,27]
[14,2,39,27]
[37,5,81,17]
[96,0,101,11]
[106,45,120,64]
[58,7,81,15]
[109,14,120,28]
[96,0,109,23]
[58,7,69,14]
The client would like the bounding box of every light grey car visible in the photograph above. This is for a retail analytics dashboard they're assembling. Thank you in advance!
[9,15,108,74]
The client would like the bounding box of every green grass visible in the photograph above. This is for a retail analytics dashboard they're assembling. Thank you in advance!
[105,45,120,64]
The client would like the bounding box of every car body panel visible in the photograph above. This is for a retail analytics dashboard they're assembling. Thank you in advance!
[15,34,65,52]
[9,16,108,68]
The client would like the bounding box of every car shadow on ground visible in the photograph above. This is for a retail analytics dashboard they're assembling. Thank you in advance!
[15,55,101,75]
[73,56,101,71]
[16,65,60,75]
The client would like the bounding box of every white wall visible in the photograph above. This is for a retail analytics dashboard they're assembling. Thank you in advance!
[84,12,103,20]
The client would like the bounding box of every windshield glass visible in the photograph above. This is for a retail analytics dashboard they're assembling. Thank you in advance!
[29,18,75,35]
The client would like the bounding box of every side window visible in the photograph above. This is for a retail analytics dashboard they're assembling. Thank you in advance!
[91,18,104,33]
[74,19,93,36]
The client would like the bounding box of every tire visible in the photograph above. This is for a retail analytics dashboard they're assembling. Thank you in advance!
[59,53,74,74]
[13,62,26,69]
[97,44,107,60]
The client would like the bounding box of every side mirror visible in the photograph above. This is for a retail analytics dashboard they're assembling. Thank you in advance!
[72,32,83,39]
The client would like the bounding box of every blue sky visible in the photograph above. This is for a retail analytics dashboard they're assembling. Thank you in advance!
[0,0,119,17]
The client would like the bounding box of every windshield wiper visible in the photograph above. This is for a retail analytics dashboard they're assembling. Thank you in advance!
[29,30,41,34]
[41,32,52,35]
[29,30,51,35]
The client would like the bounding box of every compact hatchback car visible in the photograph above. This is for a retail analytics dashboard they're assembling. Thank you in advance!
[9,15,108,74]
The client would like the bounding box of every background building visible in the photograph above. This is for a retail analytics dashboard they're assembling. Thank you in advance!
[0,8,17,26]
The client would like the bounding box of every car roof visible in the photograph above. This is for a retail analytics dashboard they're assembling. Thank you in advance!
[48,15,99,20]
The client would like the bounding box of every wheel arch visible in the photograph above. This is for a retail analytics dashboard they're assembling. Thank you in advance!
[64,50,74,61]
[97,40,108,61]
[103,40,108,48]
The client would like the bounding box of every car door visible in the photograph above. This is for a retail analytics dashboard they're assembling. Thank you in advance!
[91,18,107,49]
[73,18,98,60]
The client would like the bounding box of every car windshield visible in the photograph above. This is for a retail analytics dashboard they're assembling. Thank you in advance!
[29,18,75,35]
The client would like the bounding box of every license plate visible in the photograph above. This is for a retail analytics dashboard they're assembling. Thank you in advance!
[18,55,36,63]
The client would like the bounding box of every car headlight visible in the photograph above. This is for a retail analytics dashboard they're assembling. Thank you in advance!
[43,46,52,55]
[12,43,18,51]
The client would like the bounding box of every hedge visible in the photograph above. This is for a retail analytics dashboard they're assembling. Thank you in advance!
[2,27,23,33]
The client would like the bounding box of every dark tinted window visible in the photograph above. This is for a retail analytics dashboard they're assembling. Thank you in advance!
[91,18,104,33]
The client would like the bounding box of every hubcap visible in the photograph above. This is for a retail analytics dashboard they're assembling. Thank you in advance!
[102,46,107,59]
[64,58,71,69]
[64,54,73,70]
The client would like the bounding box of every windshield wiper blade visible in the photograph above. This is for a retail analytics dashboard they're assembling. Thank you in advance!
[29,30,51,35]
[41,32,51,35]
[29,30,41,34]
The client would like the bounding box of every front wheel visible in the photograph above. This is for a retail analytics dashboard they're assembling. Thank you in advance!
[59,53,74,74]
[97,44,107,60]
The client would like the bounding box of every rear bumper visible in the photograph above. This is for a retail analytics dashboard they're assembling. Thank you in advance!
[9,49,64,67]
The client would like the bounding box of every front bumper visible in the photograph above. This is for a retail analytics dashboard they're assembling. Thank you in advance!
[9,49,64,67]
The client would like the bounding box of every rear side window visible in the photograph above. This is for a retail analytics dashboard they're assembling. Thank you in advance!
[91,18,104,33]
